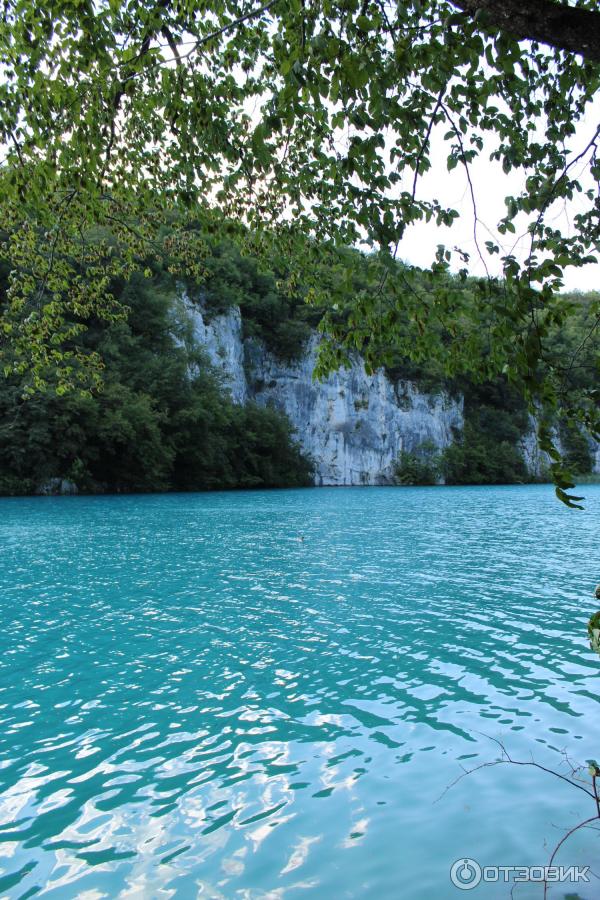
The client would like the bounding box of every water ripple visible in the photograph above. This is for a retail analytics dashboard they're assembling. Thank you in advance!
[0,485,599,898]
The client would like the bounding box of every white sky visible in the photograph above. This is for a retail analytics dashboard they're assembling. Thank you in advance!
[394,102,600,293]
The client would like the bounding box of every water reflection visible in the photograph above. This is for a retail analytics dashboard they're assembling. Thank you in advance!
[0,485,599,898]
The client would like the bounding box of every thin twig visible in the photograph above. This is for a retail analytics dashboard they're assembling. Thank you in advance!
[161,0,280,66]
[439,99,490,280]
[544,816,598,900]
[437,734,600,899]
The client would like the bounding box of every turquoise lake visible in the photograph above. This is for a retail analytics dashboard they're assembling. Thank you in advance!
[1,485,600,899]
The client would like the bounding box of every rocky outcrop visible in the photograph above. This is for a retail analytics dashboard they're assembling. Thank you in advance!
[181,299,463,486]
[247,337,462,485]
[176,295,248,405]
[519,417,600,479]
[36,478,78,496]
[178,298,600,485]
[519,420,552,479]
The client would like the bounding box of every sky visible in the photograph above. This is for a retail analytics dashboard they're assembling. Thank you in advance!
[393,101,600,294]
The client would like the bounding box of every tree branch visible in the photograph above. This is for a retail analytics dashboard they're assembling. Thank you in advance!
[451,0,600,63]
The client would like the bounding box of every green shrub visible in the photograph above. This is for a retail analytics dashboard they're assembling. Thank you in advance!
[395,441,441,485]
[442,423,529,485]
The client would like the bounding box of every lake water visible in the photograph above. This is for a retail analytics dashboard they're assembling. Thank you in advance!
[1,485,599,899]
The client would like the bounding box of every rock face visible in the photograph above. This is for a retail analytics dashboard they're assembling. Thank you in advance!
[247,337,462,485]
[182,300,464,486]
[179,299,600,485]
[520,417,600,479]
[179,299,600,484]
[36,478,78,496]
[177,295,248,405]
[519,419,553,479]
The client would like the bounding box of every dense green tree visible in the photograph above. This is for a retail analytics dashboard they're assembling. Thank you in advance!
[447,375,530,476]
[395,376,534,486]
[560,419,594,476]
[0,265,314,494]
[442,422,529,485]
[193,236,317,358]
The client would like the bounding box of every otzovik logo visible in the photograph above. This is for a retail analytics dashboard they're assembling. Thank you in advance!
[450,859,481,890]
[450,858,590,890]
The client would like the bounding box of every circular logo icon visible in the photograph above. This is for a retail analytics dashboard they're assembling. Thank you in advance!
[450,858,482,890]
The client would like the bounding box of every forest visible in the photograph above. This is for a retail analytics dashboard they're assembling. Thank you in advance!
[0,237,596,495]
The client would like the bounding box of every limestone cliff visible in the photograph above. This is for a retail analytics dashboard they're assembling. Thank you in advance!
[180,298,464,486]
[246,337,463,485]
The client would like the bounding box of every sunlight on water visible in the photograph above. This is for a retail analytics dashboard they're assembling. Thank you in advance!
[1,485,599,899]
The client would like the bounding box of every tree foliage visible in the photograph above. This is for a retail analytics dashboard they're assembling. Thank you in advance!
[1,0,599,501]
[191,233,318,358]
[0,262,314,494]
[395,439,442,485]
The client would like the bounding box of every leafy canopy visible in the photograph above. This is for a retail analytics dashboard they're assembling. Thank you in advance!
[1,0,599,502]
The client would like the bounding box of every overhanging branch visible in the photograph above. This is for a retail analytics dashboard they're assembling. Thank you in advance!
[451,0,600,62]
